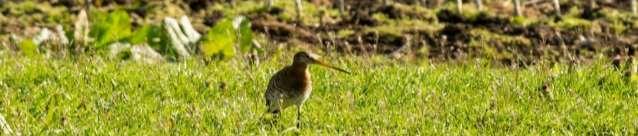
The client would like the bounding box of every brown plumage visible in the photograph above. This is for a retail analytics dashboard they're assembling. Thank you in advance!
[265,51,349,128]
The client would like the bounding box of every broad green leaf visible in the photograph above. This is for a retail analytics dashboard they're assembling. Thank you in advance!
[90,10,132,49]
[200,16,255,58]
[19,40,38,57]
[129,25,153,44]
[129,24,177,60]
[238,19,253,52]
[200,18,236,58]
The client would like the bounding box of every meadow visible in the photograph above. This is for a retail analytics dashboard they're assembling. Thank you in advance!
[2,0,638,134]
[1,52,637,135]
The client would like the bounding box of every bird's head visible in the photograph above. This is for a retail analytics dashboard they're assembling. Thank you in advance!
[293,51,351,74]
[293,51,320,65]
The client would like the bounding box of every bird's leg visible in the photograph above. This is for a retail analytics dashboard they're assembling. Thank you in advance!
[297,106,302,128]
[270,109,280,125]
[273,111,280,118]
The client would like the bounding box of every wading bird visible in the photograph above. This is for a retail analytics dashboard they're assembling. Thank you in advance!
[265,51,350,128]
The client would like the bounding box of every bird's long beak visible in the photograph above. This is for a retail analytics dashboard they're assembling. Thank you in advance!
[314,59,351,74]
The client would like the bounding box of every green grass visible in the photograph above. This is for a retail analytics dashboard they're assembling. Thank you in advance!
[1,53,638,135]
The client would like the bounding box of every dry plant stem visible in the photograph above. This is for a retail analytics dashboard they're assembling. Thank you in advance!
[266,0,274,9]
[475,0,483,11]
[553,0,561,16]
[632,0,637,15]
[73,9,90,52]
[457,0,463,14]
[513,0,522,16]
[228,0,236,7]
[0,114,14,135]
[338,0,345,16]
[295,0,303,23]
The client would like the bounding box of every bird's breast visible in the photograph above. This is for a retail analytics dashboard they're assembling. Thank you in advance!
[292,70,312,93]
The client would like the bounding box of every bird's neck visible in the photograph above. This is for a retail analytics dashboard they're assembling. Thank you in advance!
[291,62,309,71]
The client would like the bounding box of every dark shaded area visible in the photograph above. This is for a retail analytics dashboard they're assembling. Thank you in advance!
[248,1,638,66]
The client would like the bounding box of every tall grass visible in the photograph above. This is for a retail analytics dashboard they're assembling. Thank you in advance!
[0,53,637,135]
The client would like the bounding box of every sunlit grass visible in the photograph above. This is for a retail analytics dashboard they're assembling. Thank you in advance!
[0,53,638,135]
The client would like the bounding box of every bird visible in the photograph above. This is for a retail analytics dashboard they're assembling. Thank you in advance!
[264,51,350,128]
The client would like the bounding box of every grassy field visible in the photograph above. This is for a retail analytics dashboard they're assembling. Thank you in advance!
[0,52,637,135]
